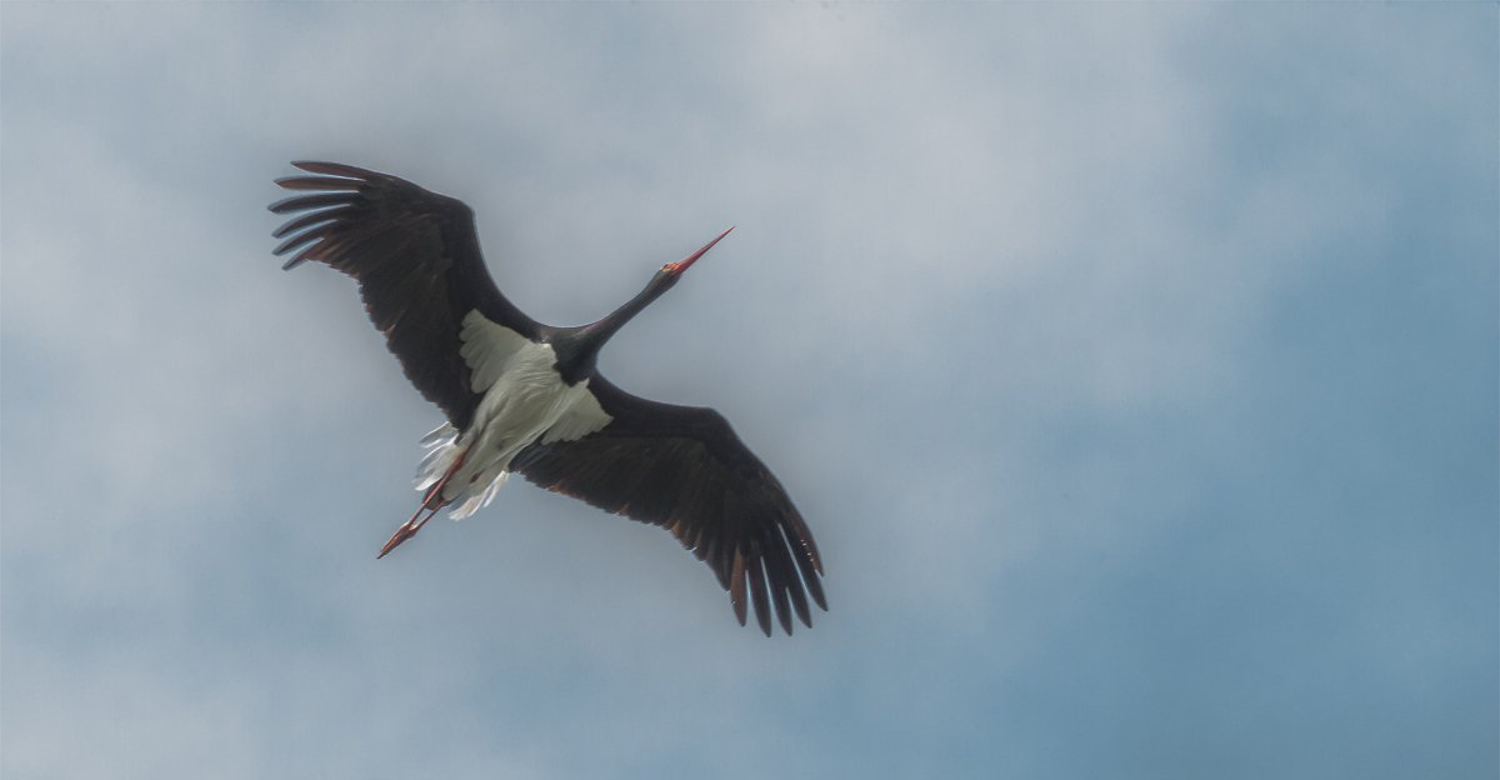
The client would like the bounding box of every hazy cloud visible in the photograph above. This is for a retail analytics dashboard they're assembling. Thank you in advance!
[3,4,1494,779]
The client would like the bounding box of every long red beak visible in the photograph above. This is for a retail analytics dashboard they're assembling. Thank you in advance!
[663,226,734,276]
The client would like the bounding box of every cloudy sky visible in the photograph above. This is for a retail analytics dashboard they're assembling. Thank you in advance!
[3,3,1495,778]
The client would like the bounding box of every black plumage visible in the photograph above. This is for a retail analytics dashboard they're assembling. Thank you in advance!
[270,162,826,635]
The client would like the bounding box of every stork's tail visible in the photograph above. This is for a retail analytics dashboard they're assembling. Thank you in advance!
[414,422,510,521]
[415,423,462,491]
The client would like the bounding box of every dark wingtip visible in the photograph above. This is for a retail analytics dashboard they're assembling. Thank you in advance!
[272,229,319,257]
[809,577,828,612]
[275,175,362,192]
[729,552,748,627]
[291,160,346,174]
[292,160,384,179]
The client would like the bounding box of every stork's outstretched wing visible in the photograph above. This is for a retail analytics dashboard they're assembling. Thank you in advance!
[270,161,538,429]
[512,377,827,636]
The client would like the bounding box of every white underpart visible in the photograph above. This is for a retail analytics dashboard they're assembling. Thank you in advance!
[414,310,613,520]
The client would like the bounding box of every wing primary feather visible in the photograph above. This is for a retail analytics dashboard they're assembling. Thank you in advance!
[272,227,329,257]
[786,512,824,574]
[268,193,357,214]
[292,160,387,179]
[801,549,828,612]
[786,568,813,628]
[746,551,773,637]
[760,526,806,629]
[804,568,828,612]
[274,175,364,191]
[778,518,827,610]
[271,206,355,239]
[282,244,324,270]
[729,552,748,626]
[770,524,816,626]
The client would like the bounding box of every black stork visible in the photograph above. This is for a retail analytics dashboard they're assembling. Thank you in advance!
[269,162,825,636]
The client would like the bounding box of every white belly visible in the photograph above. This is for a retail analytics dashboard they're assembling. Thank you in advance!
[414,311,612,520]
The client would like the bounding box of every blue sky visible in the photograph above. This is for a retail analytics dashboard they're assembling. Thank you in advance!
[2,3,1495,778]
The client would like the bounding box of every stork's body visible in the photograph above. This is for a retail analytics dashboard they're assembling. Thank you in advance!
[269,162,824,635]
[420,314,611,520]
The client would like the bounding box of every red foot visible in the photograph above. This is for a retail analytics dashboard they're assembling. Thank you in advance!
[377,518,425,558]
[376,451,467,559]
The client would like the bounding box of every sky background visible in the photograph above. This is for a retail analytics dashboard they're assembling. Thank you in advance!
[2,3,1496,778]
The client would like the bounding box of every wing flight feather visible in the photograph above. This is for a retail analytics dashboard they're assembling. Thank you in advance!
[269,161,539,428]
[511,378,826,636]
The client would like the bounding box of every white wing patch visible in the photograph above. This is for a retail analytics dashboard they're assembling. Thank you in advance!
[542,380,612,443]
[459,310,531,392]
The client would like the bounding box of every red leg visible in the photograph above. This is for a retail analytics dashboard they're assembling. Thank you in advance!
[376,452,466,559]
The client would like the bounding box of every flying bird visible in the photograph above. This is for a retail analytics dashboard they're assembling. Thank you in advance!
[269,162,825,635]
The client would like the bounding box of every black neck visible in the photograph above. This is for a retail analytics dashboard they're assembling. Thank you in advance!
[552,272,677,384]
